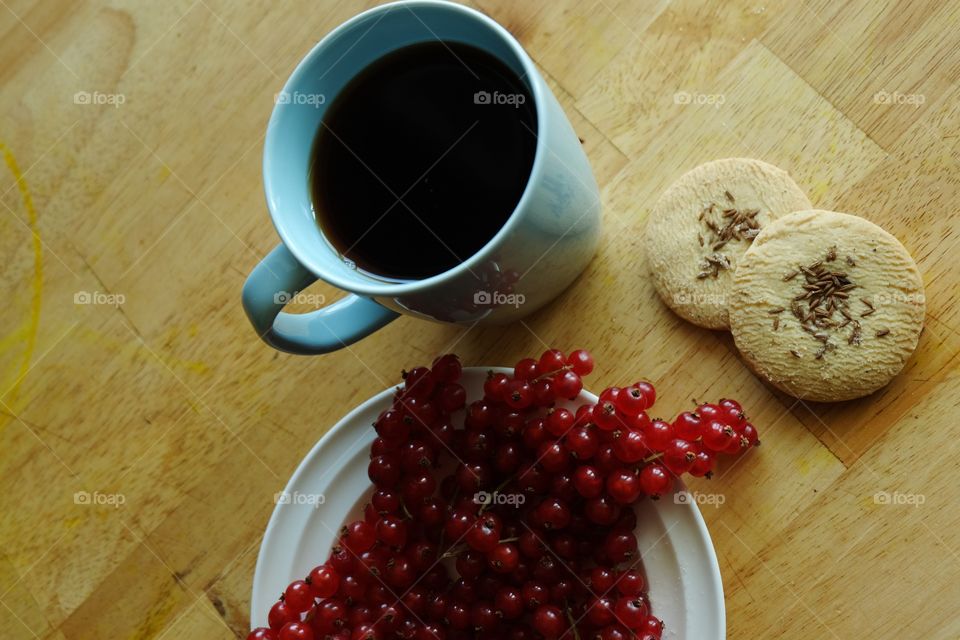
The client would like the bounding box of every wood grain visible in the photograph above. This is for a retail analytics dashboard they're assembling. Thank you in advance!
[1,1,958,638]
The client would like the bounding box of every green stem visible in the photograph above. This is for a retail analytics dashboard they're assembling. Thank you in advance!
[532,364,572,383]
[564,603,581,640]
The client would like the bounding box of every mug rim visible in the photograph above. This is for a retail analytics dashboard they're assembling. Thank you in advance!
[262,0,546,296]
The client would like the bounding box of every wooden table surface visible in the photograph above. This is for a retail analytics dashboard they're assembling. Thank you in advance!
[2,0,959,638]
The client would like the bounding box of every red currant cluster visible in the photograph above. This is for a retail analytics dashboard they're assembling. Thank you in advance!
[249,350,759,640]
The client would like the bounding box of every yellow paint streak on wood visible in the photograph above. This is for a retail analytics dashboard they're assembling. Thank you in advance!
[69,325,210,376]
[0,142,43,413]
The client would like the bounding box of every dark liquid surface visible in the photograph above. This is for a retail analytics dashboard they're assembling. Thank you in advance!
[310,41,537,280]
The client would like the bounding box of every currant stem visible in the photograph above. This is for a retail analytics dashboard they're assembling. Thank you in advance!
[564,603,581,640]
[440,544,468,559]
[532,364,572,383]
[642,451,665,464]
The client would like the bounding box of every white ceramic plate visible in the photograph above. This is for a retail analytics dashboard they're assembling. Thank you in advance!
[251,367,725,639]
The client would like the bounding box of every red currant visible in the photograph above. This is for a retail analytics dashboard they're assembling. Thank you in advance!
[546,408,575,436]
[278,622,314,640]
[702,420,736,451]
[375,515,408,548]
[594,400,623,431]
[268,600,298,631]
[374,409,409,440]
[613,597,648,629]
[689,448,715,478]
[484,371,510,400]
[672,411,703,440]
[738,422,760,448]
[612,429,649,463]
[471,601,499,632]
[617,570,645,596]
[283,580,314,613]
[436,382,466,411]
[505,379,533,409]
[307,565,339,599]
[634,380,656,407]
[538,349,566,374]
[566,425,600,459]
[640,464,671,497]
[627,410,652,432]
[538,441,571,473]
[662,439,696,475]
[430,353,462,383]
[584,495,621,526]
[368,454,401,488]
[587,596,616,626]
[403,366,435,398]
[616,385,647,414]
[606,468,642,504]
[494,586,524,619]
[522,580,549,609]
[644,419,673,451]
[466,514,502,552]
[445,509,474,540]
[534,497,571,530]
[722,434,745,454]
[718,404,746,428]
[566,349,595,375]
[641,615,664,637]
[386,556,417,589]
[513,358,540,380]
[342,521,376,554]
[603,530,638,564]
[696,403,724,424]
[573,465,604,498]
[465,400,496,430]
[522,417,549,450]
[532,379,556,406]
[486,542,520,573]
[554,370,583,399]
[718,397,742,412]
[532,604,566,639]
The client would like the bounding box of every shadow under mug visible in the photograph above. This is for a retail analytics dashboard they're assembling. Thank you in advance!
[242,0,601,355]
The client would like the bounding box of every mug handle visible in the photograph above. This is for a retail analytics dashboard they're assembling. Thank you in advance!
[242,244,400,355]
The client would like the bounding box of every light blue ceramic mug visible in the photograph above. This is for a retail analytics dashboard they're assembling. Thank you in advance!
[242,0,601,354]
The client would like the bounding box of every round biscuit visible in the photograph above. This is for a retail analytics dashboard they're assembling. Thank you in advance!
[645,158,811,329]
[729,209,925,402]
